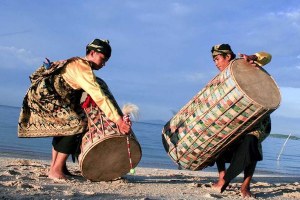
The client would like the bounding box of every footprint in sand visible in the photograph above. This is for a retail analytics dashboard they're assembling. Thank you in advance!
[1,180,40,190]
[17,176,36,181]
[3,170,21,176]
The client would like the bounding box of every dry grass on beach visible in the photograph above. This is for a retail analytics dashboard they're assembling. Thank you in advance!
[0,157,299,200]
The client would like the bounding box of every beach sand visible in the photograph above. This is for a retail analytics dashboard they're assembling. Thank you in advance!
[0,157,299,200]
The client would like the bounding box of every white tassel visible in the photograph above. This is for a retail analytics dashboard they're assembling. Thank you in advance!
[122,103,139,121]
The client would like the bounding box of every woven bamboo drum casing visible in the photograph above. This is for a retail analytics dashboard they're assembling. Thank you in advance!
[162,59,281,170]
[79,78,142,181]
[78,106,142,181]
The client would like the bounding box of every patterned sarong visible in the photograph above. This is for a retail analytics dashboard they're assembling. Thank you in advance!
[18,57,87,138]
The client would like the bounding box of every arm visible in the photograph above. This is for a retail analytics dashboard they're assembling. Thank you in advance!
[239,52,272,67]
[62,59,131,134]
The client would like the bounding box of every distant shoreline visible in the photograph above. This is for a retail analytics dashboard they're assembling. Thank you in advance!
[1,104,299,137]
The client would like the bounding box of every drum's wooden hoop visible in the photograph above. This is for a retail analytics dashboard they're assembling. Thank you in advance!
[232,59,281,108]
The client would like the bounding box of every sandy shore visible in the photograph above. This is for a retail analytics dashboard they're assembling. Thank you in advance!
[0,157,299,200]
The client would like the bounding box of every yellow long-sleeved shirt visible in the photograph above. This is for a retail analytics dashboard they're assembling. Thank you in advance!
[61,57,121,123]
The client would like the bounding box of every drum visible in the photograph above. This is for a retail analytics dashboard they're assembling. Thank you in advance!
[162,59,281,171]
[78,78,142,181]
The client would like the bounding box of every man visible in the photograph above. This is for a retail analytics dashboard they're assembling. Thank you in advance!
[210,44,272,198]
[18,39,131,180]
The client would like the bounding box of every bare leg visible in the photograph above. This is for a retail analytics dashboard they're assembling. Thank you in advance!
[212,160,226,192]
[241,162,256,198]
[221,135,259,193]
[50,147,58,169]
[48,152,69,179]
[51,147,73,176]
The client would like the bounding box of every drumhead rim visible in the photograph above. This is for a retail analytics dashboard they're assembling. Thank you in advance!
[229,59,281,109]
[79,135,141,164]
[79,135,142,181]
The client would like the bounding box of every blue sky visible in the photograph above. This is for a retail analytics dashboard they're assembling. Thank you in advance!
[0,1,299,135]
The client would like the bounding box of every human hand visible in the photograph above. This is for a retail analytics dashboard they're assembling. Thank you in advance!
[123,114,132,126]
[208,78,220,87]
[239,53,259,67]
[117,117,131,135]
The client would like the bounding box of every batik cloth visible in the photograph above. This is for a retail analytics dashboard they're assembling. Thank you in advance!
[18,57,87,137]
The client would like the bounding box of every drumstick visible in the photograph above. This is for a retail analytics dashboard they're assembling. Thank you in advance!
[123,115,135,174]
[126,135,135,174]
[122,103,139,175]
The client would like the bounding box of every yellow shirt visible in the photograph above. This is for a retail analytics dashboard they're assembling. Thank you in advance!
[61,58,121,123]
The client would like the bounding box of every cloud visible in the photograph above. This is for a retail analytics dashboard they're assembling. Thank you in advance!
[268,8,300,19]
[277,9,300,20]
[170,2,191,16]
[273,87,300,118]
[0,30,31,37]
[0,46,42,69]
[267,8,300,30]
[239,7,300,71]
[184,72,206,82]
[136,102,174,121]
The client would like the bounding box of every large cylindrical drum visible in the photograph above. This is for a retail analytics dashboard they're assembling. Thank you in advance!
[79,106,142,181]
[78,77,142,181]
[162,59,281,171]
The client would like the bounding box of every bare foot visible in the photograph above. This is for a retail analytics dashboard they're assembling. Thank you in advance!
[48,169,67,180]
[212,179,225,193]
[241,188,255,198]
[212,183,222,192]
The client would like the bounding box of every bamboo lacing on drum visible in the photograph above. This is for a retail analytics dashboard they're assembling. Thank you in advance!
[171,75,233,162]
[84,105,115,144]
[184,97,249,166]
[183,96,268,170]
[207,108,270,161]
[163,60,279,170]
[171,77,270,170]
[191,105,270,170]
[165,76,225,166]
[85,107,136,174]
[183,96,251,167]
[169,75,222,136]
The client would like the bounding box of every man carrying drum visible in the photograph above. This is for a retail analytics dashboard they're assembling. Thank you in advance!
[18,39,131,180]
[210,44,272,198]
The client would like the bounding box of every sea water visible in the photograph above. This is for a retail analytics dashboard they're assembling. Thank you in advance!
[0,105,299,176]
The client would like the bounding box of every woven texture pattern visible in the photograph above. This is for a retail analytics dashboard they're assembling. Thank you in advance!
[79,106,138,154]
[162,59,279,171]
[78,78,142,181]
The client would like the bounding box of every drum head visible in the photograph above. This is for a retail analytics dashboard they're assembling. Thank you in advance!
[80,136,142,181]
[232,59,281,109]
